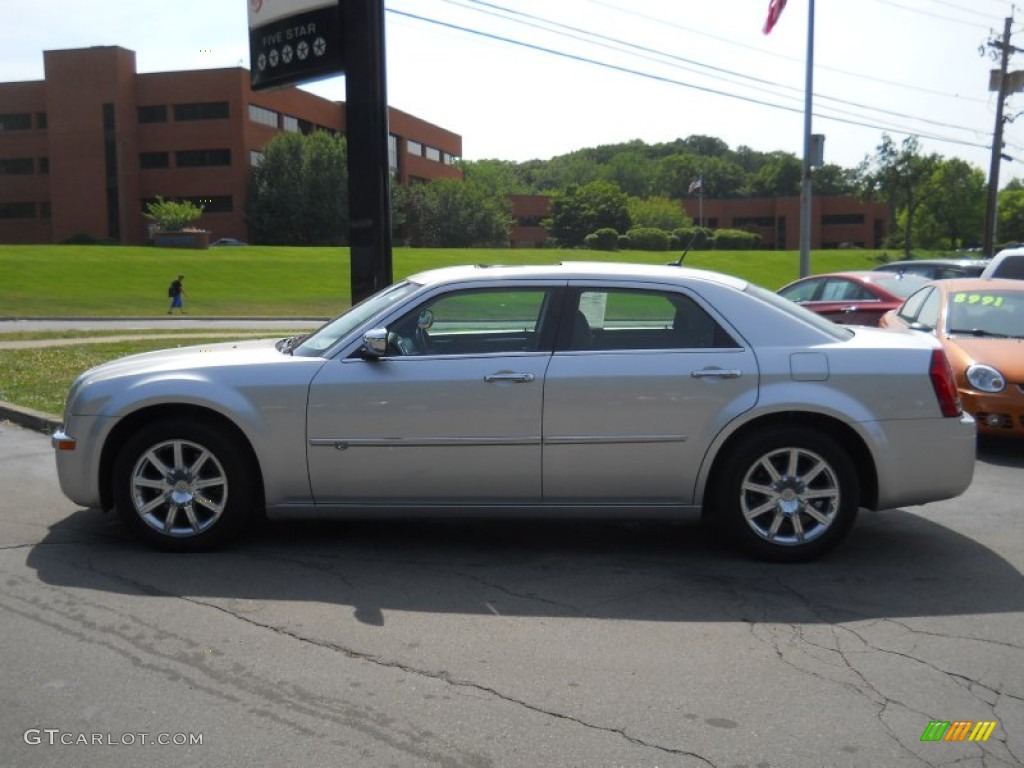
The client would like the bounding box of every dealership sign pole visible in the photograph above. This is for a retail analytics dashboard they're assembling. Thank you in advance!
[248,0,393,303]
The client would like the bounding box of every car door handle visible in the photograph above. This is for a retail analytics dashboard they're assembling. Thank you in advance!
[840,305,859,313]
[484,372,536,383]
[690,368,742,379]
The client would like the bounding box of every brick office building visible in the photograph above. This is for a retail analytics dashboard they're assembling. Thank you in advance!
[682,196,890,250]
[0,46,462,245]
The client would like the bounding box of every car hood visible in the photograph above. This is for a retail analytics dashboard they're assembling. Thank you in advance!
[78,338,288,382]
[945,336,1024,378]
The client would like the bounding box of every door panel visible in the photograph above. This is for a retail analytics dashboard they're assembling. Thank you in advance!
[307,355,550,502]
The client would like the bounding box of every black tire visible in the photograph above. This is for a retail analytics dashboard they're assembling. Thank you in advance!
[112,419,256,552]
[714,427,859,562]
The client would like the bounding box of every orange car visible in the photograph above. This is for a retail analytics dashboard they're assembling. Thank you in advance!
[880,278,1024,437]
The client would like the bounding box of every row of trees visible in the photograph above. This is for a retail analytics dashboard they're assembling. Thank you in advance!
[155,129,1024,251]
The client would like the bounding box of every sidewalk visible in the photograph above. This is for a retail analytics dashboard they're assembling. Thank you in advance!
[0,317,323,434]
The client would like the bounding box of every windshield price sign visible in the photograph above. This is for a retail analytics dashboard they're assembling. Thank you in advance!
[248,0,345,91]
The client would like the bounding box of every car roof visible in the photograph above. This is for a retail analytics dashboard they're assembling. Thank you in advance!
[874,258,990,269]
[404,261,751,290]
[923,277,1024,292]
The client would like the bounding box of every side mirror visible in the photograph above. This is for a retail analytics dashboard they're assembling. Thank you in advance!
[361,328,389,358]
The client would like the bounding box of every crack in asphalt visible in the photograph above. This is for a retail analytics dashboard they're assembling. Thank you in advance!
[177,592,718,766]
[18,551,719,766]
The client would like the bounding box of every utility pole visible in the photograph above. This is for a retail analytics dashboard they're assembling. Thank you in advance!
[983,16,1016,257]
[798,0,816,277]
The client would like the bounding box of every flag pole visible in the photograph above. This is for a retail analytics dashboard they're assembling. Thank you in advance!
[798,0,815,277]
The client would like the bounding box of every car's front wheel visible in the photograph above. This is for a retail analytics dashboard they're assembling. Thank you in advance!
[112,419,255,551]
[715,427,859,562]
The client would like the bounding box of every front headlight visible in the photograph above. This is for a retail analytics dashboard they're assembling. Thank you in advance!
[966,363,1006,393]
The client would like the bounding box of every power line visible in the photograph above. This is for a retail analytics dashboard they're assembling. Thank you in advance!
[583,0,993,105]
[437,0,993,142]
[386,8,993,153]
[873,0,996,29]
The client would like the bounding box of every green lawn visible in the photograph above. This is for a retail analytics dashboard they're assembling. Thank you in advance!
[0,244,893,318]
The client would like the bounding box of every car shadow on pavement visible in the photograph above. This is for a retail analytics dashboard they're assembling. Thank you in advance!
[26,501,1024,627]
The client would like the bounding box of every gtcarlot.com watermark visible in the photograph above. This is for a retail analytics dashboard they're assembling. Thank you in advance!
[24,729,203,747]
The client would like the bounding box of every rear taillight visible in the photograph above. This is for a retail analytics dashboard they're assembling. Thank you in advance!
[929,349,962,417]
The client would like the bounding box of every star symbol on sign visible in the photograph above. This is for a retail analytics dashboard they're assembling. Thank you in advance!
[313,37,327,56]
[257,53,267,71]
[297,40,309,60]
[282,45,293,64]
[268,49,279,67]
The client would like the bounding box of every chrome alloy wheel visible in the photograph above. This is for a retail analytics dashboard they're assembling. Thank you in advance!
[129,439,228,537]
[739,446,840,546]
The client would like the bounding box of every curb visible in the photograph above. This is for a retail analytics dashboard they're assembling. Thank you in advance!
[0,401,61,435]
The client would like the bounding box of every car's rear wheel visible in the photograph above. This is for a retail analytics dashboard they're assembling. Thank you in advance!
[112,419,255,551]
[715,427,859,562]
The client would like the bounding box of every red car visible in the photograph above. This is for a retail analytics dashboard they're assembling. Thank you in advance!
[777,271,931,326]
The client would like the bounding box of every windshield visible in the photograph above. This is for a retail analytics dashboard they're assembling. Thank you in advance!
[292,280,423,357]
[945,290,1024,339]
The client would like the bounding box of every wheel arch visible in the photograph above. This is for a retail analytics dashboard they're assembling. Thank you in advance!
[99,404,264,513]
[700,411,878,515]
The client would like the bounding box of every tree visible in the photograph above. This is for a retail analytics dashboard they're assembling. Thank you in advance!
[859,135,941,255]
[461,159,531,197]
[746,152,802,198]
[546,181,631,247]
[919,158,985,248]
[997,185,1024,244]
[627,196,691,231]
[402,178,511,247]
[145,196,204,231]
[245,131,348,245]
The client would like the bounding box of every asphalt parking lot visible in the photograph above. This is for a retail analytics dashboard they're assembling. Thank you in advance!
[1,421,1023,767]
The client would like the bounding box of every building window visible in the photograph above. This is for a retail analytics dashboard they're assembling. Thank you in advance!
[822,213,865,226]
[0,202,36,219]
[0,158,34,175]
[425,146,441,162]
[182,195,233,213]
[173,101,229,121]
[140,151,170,170]
[250,150,264,167]
[283,115,299,133]
[249,104,279,128]
[733,216,774,228]
[137,105,168,124]
[0,113,32,131]
[35,112,47,129]
[176,149,231,168]
[38,157,49,174]
[407,140,422,156]
[443,153,460,165]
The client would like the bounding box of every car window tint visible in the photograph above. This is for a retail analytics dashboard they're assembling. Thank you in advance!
[897,287,931,323]
[993,255,1024,279]
[916,288,941,329]
[566,289,738,351]
[821,279,872,301]
[779,279,820,302]
[389,288,551,356]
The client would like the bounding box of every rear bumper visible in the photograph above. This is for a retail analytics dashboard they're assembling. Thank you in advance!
[871,412,976,510]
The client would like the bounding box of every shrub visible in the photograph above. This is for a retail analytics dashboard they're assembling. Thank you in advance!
[588,227,620,251]
[617,234,632,250]
[625,227,670,251]
[673,227,712,251]
[712,228,762,250]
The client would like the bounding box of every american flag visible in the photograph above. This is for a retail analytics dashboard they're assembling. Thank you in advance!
[688,178,703,194]
[763,0,787,34]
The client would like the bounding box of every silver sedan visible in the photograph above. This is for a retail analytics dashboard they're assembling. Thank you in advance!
[52,262,976,561]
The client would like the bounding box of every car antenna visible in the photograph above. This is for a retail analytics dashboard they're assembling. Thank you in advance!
[668,229,700,267]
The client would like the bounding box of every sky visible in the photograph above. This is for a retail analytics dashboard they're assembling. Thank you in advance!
[3,0,1023,179]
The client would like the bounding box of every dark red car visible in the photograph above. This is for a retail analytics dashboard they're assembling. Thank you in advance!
[777,270,931,326]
